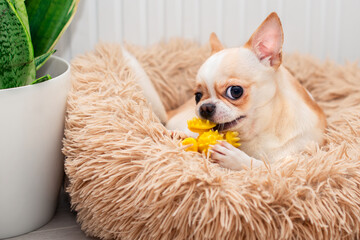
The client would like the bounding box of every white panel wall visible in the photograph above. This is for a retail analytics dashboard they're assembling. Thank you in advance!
[55,0,360,64]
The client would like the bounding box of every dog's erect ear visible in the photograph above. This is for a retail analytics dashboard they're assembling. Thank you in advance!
[209,32,224,55]
[245,12,284,69]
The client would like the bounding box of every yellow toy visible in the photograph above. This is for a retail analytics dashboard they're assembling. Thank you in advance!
[187,117,217,133]
[181,117,240,155]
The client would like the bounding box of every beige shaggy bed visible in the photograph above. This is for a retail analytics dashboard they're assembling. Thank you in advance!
[63,39,360,240]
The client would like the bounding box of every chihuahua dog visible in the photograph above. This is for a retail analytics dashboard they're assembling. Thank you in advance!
[165,12,327,170]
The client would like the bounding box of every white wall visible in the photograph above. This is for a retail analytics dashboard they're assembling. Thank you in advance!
[55,0,360,64]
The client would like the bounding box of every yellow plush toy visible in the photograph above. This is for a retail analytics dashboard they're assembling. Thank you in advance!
[181,117,240,155]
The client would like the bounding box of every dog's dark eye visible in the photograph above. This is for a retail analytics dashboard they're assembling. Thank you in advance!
[226,86,243,100]
[195,92,203,104]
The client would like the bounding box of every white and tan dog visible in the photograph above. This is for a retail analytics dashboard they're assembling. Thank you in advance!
[166,12,327,170]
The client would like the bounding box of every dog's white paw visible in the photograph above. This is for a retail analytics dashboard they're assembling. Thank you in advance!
[210,141,265,170]
[210,141,248,170]
[169,130,188,140]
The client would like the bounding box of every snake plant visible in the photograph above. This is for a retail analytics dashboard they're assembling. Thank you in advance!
[0,0,79,89]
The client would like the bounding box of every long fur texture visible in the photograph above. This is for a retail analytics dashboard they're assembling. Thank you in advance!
[63,40,360,240]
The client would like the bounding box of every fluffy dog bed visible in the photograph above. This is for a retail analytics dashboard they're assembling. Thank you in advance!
[63,40,360,240]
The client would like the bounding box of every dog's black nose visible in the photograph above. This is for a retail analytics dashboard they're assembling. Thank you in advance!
[200,103,216,119]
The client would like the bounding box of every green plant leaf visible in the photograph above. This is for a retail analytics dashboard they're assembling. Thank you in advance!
[31,74,51,85]
[9,0,30,35]
[26,0,79,57]
[0,0,35,89]
[35,49,56,71]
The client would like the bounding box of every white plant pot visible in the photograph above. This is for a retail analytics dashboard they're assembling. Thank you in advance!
[0,56,71,239]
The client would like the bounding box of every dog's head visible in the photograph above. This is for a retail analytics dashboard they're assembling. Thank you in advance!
[195,12,284,135]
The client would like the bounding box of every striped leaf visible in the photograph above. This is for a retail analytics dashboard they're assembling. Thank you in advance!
[35,49,56,71]
[26,0,79,57]
[0,0,35,89]
[9,0,30,34]
[31,74,51,85]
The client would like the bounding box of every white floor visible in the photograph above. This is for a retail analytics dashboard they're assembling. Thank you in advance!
[5,189,98,240]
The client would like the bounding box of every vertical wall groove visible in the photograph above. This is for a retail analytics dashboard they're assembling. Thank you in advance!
[196,0,201,42]
[163,0,166,41]
[67,30,72,60]
[334,0,342,61]
[261,0,267,18]
[180,0,185,37]
[239,0,246,43]
[92,0,99,44]
[305,0,311,53]
[140,0,148,45]
[277,0,283,17]
[216,0,223,39]
[114,0,123,42]
[177,0,183,38]
[320,0,327,59]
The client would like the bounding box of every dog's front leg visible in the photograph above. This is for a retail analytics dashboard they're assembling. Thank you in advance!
[210,141,264,170]
[168,130,189,140]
